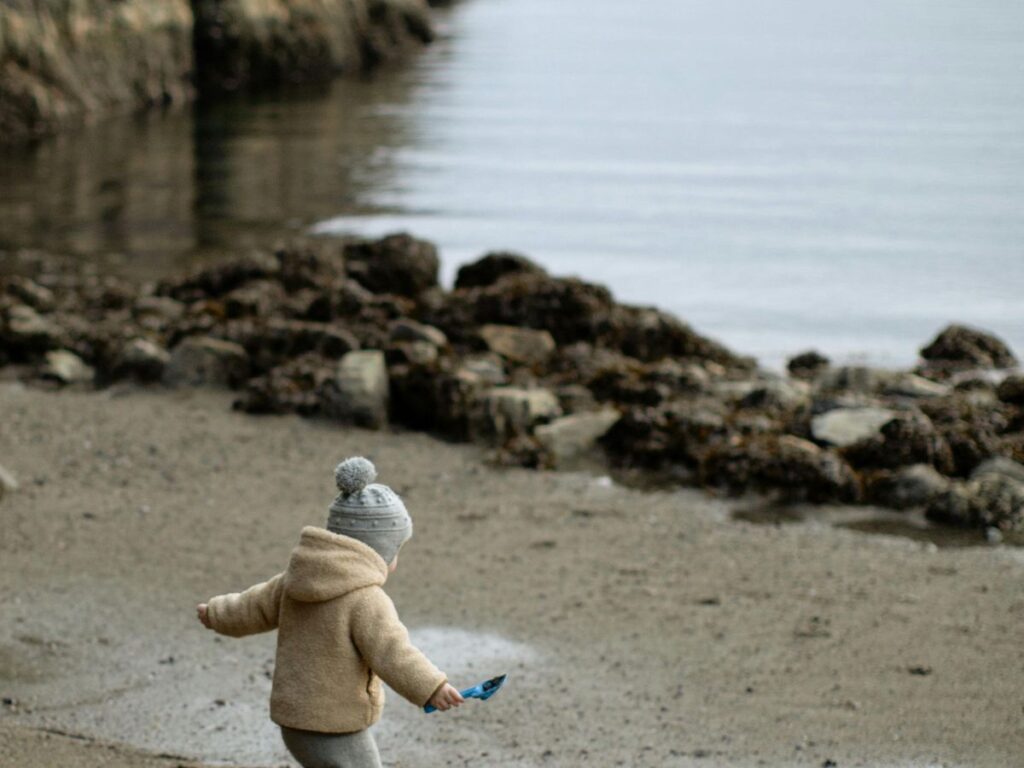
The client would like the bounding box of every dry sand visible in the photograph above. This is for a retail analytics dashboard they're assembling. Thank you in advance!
[0,382,1022,767]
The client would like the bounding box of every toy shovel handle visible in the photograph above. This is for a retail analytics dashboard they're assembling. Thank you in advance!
[423,683,480,713]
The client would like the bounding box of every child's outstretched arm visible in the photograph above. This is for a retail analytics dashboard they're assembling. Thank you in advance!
[198,573,285,638]
[350,587,460,711]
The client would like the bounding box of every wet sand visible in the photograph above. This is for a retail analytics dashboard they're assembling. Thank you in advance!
[1,382,1022,767]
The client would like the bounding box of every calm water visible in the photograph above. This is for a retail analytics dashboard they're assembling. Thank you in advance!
[2,0,1023,368]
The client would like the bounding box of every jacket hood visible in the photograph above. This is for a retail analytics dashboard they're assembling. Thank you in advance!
[283,526,388,603]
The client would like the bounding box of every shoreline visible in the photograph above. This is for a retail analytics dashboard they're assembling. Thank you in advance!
[1,384,1022,767]
[1,236,1022,542]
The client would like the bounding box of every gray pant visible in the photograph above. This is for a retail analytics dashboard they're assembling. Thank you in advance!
[280,725,382,768]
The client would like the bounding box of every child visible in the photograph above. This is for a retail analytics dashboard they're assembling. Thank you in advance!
[197,456,464,768]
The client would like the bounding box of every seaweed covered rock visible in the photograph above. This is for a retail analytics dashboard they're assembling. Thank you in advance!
[454,252,547,289]
[603,400,728,470]
[842,411,954,474]
[702,434,860,503]
[866,464,950,510]
[787,350,829,380]
[344,233,439,298]
[919,324,1018,372]
[926,460,1024,536]
[996,374,1024,405]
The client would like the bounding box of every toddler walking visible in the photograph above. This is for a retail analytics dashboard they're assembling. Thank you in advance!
[197,456,464,768]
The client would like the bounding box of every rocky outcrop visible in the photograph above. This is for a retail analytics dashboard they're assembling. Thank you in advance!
[2,236,1022,537]
[0,0,194,142]
[1,0,435,142]
[193,0,433,91]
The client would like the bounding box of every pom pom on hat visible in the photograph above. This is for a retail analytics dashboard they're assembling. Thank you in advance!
[335,456,377,495]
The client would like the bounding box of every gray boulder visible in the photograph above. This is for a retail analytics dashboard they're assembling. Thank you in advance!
[114,338,171,382]
[535,409,620,466]
[389,319,448,348]
[323,350,389,429]
[40,350,94,385]
[811,407,897,448]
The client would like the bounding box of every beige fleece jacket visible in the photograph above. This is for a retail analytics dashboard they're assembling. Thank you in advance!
[206,526,447,733]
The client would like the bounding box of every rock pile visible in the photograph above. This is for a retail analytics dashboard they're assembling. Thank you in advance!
[2,235,1022,539]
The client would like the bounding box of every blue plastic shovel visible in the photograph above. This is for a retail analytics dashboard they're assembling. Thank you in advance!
[424,674,508,713]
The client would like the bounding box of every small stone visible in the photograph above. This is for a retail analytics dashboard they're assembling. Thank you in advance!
[163,337,250,388]
[0,464,18,502]
[41,350,94,385]
[479,324,556,366]
[907,665,932,676]
[811,407,897,448]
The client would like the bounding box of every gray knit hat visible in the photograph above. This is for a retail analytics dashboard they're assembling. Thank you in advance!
[327,457,412,564]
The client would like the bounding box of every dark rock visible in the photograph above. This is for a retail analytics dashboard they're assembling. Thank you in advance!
[235,354,335,416]
[607,305,748,367]
[702,434,860,503]
[5,277,55,311]
[842,412,954,474]
[603,400,728,470]
[866,464,950,510]
[385,340,439,367]
[225,319,359,373]
[163,336,250,389]
[996,374,1024,405]
[787,350,829,379]
[454,252,547,289]
[388,360,487,438]
[920,324,1018,370]
[1,304,64,360]
[926,473,1024,535]
[113,338,171,382]
[223,280,285,319]
[345,233,439,297]
[157,253,279,302]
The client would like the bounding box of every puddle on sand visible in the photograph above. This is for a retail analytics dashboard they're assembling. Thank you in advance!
[732,504,1011,549]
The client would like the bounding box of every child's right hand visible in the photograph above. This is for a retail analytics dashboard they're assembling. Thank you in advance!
[196,603,212,629]
[428,683,465,712]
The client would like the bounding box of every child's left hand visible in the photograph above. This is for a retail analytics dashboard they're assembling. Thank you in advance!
[196,603,212,629]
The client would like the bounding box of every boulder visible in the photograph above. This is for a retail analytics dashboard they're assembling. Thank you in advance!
[603,400,727,469]
[113,338,171,382]
[5,277,55,311]
[996,374,1024,405]
[389,361,487,438]
[322,350,389,429]
[842,412,954,474]
[739,378,810,411]
[926,473,1024,536]
[476,387,561,440]
[701,434,859,503]
[866,464,950,510]
[345,233,439,297]
[920,324,1018,370]
[454,252,547,289]
[478,324,556,367]
[535,409,621,466]
[235,354,335,416]
[40,350,94,385]
[157,253,278,302]
[811,407,897,448]
[607,305,749,367]
[227,318,359,372]
[2,304,62,358]
[787,350,829,380]
[163,336,250,388]
[133,296,186,331]
[389,318,448,347]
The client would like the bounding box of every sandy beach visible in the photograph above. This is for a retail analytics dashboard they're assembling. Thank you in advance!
[1,382,1021,767]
